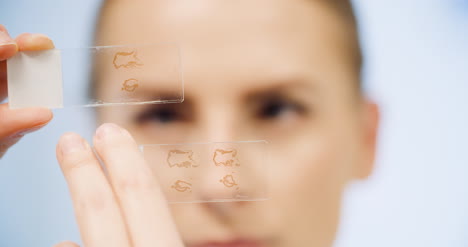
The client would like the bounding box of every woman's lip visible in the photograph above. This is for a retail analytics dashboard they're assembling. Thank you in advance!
[191,239,264,247]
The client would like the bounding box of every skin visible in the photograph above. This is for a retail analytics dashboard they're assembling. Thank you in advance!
[1,0,379,246]
[0,25,54,158]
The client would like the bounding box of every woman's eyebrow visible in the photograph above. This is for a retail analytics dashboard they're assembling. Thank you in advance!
[243,80,317,99]
[124,79,184,101]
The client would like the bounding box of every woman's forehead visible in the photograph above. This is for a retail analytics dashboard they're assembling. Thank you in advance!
[96,0,357,95]
[97,0,346,52]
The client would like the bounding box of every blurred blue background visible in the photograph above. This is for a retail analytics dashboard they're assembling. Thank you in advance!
[0,0,467,246]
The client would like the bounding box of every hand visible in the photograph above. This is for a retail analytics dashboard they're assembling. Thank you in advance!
[54,123,184,247]
[0,24,54,159]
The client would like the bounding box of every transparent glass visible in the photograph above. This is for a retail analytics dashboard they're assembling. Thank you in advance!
[7,43,184,109]
[141,141,269,203]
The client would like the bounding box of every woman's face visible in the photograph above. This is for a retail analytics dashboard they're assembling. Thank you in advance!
[95,0,377,246]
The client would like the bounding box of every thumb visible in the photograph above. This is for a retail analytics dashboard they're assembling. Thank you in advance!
[52,241,80,247]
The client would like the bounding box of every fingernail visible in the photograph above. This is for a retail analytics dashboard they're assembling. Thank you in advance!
[26,33,55,50]
[120,127,134,138]
[30,33,49,41]
[95,123,122,141]
[60,133,86,155]
[0,29,14,44]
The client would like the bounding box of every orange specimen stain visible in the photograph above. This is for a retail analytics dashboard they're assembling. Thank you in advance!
[113,50,144,69]
[220,174,238,188]
[213,149,240,167]
[167,150,199,168]
[121,78,139,92]
[171,180,192,193]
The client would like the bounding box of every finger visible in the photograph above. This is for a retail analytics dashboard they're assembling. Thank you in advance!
[0,133,21,159]
[0,25,19,100]
[0,25,18,61]
[52,241,80,247]
[15,33,54,51]
[0,60,7,100]
[1,32,54,100]
[56,133,131,247]
[0,103,52,139]
[93,123,184,247]
[0,103,52,158]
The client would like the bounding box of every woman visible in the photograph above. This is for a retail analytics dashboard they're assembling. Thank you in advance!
[0,0,379,246]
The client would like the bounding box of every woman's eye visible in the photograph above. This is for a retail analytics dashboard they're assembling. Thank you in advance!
[257,99,305,120]
[136,107,181,124]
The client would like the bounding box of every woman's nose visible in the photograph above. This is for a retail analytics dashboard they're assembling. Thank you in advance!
[195,103,241,142]
[197,159,237,202]
[195,141,268,203]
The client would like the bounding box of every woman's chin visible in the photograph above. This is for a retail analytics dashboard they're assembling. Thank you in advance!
[189,239,266,247]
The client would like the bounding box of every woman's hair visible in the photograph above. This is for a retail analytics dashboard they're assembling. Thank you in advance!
[320,0,363,76]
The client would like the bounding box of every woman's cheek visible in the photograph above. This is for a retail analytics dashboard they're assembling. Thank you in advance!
[268,134,346,245]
